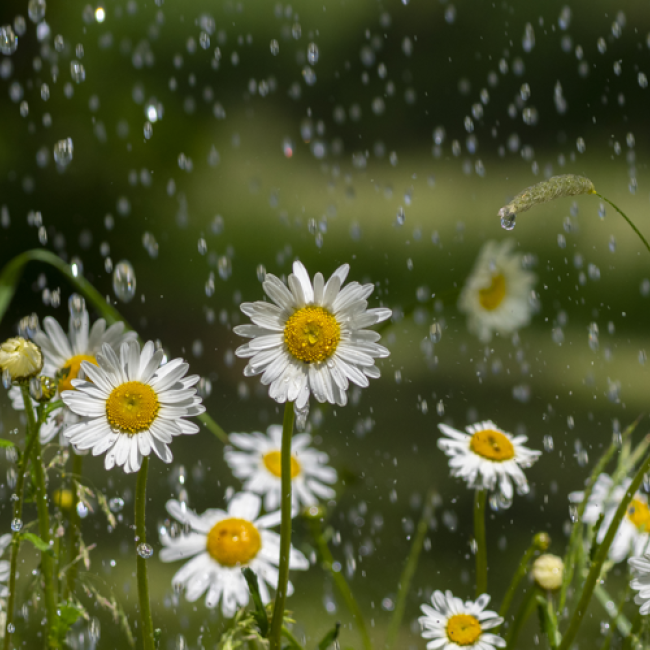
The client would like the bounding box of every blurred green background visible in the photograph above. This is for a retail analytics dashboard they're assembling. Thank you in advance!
[2,0,650,648]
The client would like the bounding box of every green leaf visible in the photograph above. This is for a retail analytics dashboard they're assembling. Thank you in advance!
[242,568,269,637]
[49,602,85,646]
[0,439,16,449]
[21,532,56,557]
[318,622,341,650]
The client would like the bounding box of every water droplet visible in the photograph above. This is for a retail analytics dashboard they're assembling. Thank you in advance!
[270,39,279,55]
[576,137,586,153]
[70,60,86,83]
[500,211,516,231]
[2,368,11,389]
[0,26,18,55]
[639,72,648,89]
[396,206,405,226]
[11,518,23,532]
[522,23,535,52]
[112,261,136,303]
[137,542,153,559]
[543,435,554,452]
[53,138,73,167]
[108,497,124,513]
[429,322,442,343]
[28,0,47,23]
[569,503,579,523]
[7,623,15,634]
[307,42,319,64]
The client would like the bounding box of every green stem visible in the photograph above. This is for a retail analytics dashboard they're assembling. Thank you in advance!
[536,593,559,650]
[559,416,639,612]
[64,453,83,600]
[200,412,229,444]
[385,490,436,650]
[595,584,632,650]
[268,402,295,650]
[25,389,58,648]
[558,451,650,650]
[3,389,42,650]
[498,535,542,621]
[623,612,643,650]
[595,193,650,255]
[505,587,537,649]
[474,489,488,597]
[308,518,372,650]
[281,625,305,649]
[136,457,155,650]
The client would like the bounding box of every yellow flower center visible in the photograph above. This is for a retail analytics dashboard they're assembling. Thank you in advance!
[263,450,301,479]
[478,273,507,311]
[284,306,340,364]
[446,614,482,646]
[627,498,650,532]
[206,518,262,567]
[53,489,74,510]
[59,354,98,393]
[469,428,515,461]
[106,381,159,434]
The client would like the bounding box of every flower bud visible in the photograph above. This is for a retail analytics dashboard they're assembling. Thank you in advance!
[0,337,43,382]
[532,554,564,591]
[533,532,551,551]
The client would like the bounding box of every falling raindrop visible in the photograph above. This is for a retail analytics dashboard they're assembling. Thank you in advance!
[11,518,23,532]
[28,0,47,23]
[112,261,137,303]
[0,26,18,55]
[53,138,74,167]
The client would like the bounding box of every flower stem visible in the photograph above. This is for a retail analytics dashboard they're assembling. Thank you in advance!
[536,593,559,650]
[64,452,83,599]
[595,193,650,255]
[557,450,650,650]
[505,587,537,649]
[26,390,59,648]
[3,388,41,650]
[268,401,295,650]
[474,489,488,597]
[135,456,155,650]
[385,490,436,650]
[307,517,372,650]
[498,535,540,621]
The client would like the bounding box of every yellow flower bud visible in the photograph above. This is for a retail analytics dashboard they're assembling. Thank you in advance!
[0,337,43,382]
[532,554,564,591]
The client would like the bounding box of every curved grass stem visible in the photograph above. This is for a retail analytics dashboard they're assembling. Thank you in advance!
[474,489,488,597]
[135,457,155,650]
[498,535,541,622]
[65,452,83,600]
[558,450,650,650]
[505,587,537,650]
[385,490,436,650]
[268,402,295,650]
[595,193,650,255]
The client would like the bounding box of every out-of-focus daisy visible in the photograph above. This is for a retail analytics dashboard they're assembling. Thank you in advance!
[8,309,136,444]
[0,337,43,381]
[159,492,309,617]
[62,341,204,473]
[569,473,650,562]
[437,420,541,499]
[419,590,505,650]
[225,425,337,510]
[629,554,650,615]
[234,261,391,410]
[458,240,536,342]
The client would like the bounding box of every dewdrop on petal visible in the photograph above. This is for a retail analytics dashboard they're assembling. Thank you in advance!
[532,554,564,590]
[498,174,596,230]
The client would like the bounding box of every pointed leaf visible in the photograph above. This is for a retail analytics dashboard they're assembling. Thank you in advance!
[318,622,341,650]
[242,568,268,637]
[21,532,56,557]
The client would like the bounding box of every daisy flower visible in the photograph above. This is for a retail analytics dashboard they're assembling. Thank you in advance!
[629,554,650,615]
[8,309,136,444]
[458,239,536,342]
[159,492,309,617]
[61,340,205,473]
[569,473,650,562]
[225,425,337,510]
[234,261,391,410]
[437,420,541,499]
[419,590,505,650]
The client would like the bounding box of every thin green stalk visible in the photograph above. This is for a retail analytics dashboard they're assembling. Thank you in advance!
[596,193,650,255]
[505,587,537,650]
[281,625,305,649]
[596,584,632,650]
[3,389,42,650]
[136,456,155,650]
[535,593,559,650]
[558,451,650,650]
[499,534,546,621]
[385,490,436,650]
[269,402,295,650]
[25,389,58,648]
[308,518,372,650]
[64,453,83,600]
[474,489,488,597]
[623,612,643,650]
[559,417,639,612]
